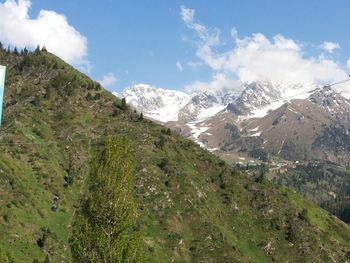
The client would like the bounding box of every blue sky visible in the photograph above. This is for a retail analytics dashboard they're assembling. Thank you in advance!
[1,0,350,94]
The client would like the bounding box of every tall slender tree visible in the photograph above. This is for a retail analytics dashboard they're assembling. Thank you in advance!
[70,137,144,262]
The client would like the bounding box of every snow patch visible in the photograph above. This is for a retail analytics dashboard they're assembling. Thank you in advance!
[187,122,210,148]
[248,126,260,132]
[197,105,226,121]
[207,148,218,152]
[250,131,262,137]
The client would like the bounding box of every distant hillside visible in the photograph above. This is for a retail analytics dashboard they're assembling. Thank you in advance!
[269,161,350,224]
[0,48,350,262]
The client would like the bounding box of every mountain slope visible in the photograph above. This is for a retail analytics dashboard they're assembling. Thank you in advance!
[0,49,350,262]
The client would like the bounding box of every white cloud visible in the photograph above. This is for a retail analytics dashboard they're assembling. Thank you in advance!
[321,41,340,53]
[0,0,88,65]
[180,6,220,47]
[99,73,117,88]
[181,6,349,95]
[176,61,183,71]
[185,73,242,93]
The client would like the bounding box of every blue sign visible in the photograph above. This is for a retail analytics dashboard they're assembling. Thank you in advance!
[0,66,6,128]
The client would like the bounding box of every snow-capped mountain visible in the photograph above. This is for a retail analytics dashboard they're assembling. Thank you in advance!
[225,81,316,118]
[114,81,350,165]
[308,85,350,114]
[197,85,350,165]
[178,90,230,122]
[115,80,350,165]
[113,84,190,122]
[115,81,322,124]
[116,84,238,123]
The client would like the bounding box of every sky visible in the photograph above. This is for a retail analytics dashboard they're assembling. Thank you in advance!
[1,0,350,95]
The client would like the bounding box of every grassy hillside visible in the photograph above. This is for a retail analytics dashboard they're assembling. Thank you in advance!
[0,48,350,262]
[270,162,350,224]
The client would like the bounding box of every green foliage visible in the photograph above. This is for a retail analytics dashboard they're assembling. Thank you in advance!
[70,137,145,263]
[155,134,165,149]
[161,128,171,135]
[158,158,169,171]
[249,148,268,162]
[272,163,350,223]
[299,208,309,222]
[255,171,265,184]
[120,98,127,111]
[0,248,14,263]
[280,139,301,160]
[285,221,298,243]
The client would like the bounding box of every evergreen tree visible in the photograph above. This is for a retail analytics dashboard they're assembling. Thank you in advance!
[156,134,165,149]
[255,171,265,184]
[35,45,41,54]
[139,112,143,121]
[70,137,144,262]
[120,98,127,111]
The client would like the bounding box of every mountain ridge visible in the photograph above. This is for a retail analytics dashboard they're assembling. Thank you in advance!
[119,82,350,166]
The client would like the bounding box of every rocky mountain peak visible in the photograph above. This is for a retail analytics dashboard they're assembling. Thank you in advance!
[191,90,219,108]
[308,86,350,113]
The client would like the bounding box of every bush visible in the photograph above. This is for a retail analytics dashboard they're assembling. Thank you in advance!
[119,98,127,111]
[158,158,169,171]
[155,135,165,149]
[161,128,171,135]
[299,208,309,222]
[255,171,265,184]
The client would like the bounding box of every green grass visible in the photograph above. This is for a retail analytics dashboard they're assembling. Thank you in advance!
[0,49,349,262]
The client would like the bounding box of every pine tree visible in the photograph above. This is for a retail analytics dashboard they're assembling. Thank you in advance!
[35,45,41,54]
[139,112,143,121]
[70,137,145,262]
[156,134,165,149]
[120,98,127,111]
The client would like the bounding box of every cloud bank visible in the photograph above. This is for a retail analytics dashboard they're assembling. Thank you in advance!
[180,6,349,95]
[0,0,88,65]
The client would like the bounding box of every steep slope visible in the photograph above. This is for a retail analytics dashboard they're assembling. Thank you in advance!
[0,49,350,262]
